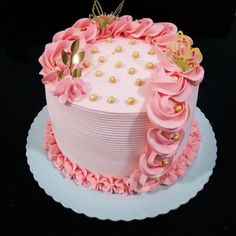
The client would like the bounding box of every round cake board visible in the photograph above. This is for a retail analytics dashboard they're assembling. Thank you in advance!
[26,106,217,221]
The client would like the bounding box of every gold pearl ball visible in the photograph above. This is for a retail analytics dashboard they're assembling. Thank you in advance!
[83,60,90,68]
[106,37,113,43]
[95,70,103,77]
[91,47,98,54]
[162,159,169,167]
[172,133,180,141]
[127,97,135,105]
[148,48,155,55]
[115,61,122,68]
[107,96,116,104]
[89,94,98,101]
[99,56,106,63]
[174,104,183,113]
[129,38,136,45]
[128,67,136,75]
[115,46,122,52]
[135,78,143,86]
[146,62,154,69]
[109,76,116,83]
[173,76,179,81]
[132,51,140,58]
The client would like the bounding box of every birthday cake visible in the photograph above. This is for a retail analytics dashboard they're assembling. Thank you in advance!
[39,0,204,194]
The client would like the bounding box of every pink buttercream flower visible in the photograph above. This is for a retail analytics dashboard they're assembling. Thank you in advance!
[39,40,72,76]
[62,159,76,178]
[129,170,160,193]
[86,173,100,190]
[147,91,189,131]
[72,18,98,43]
[97,15,133,39]
[53,153,65,170]
[144,22,177,51]
[53,75,86,104]
[73,168,88,185]
[149,64,194,102]
[124,18,153,38]
[148,127,184,156]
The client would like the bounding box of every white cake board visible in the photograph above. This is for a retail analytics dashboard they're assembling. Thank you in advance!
[26,106,217,221]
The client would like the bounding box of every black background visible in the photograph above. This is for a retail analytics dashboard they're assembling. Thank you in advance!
[3,0,236,235]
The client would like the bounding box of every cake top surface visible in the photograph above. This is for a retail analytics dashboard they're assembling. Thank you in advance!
[76,37,159,113]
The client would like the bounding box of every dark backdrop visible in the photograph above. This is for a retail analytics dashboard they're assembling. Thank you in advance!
[4,0,236,235]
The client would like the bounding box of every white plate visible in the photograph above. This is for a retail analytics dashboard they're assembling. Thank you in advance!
[26,106,217,221]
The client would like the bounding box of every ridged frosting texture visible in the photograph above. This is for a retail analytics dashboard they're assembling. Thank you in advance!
[39,15,204,194]
[43,120,200,194]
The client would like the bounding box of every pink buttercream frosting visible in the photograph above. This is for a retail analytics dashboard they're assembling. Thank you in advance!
[43,120,200,194]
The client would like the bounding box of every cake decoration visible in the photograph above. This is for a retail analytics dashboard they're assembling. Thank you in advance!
[39,0,204,194]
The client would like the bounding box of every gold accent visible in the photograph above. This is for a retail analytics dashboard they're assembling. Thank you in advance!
[146,62,154,69]
[173,76,178,81]
[128,67,136,75]
[99,56,106,63]
[89,0,125,29]
[135,78,143,86]
[132,51,140,58]
[91,47,99,54]
[156,177,161,182]
[95,70,103,77]
[129,38,136,45]
[89,94,98,101]
[174,104,183,113]
[115,61,122,68]
[106,37,113,43]
[171,133,180,141]
[107,96,116,104]
[115,46,122,52]
[109,76,116,83]
[170,31,202,72]
[83,60,90,68]
[162,159,169,167]
[148,48,155,55]
[127,97,135,105]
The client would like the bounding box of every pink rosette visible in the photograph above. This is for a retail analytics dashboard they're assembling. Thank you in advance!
[144,22,177,51]
[86,173,100,190]
[97,15,133,39]
[124,18,153,38]
[73,167,88,186]
[62,159,77,178]
[147,91,189,131]
[149,64,194,102]
[39,40,72,76]
[129,170,160,193]
[147,127,184,156]
[53,153,65,170]
[53,75,86,104]
[72,18,98,43]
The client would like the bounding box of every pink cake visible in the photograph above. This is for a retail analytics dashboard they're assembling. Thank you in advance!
[39,0,203,194]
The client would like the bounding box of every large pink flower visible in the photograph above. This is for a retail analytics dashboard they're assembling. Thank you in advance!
[144,22,177,51]
[147,91,189,131]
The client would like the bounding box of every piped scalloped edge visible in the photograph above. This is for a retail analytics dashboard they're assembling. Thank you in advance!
[26,106,217,221]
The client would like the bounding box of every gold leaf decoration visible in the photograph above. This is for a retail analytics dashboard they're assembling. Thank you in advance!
[73,68,82,78]
[61,49,70,65]
[71,38,80,56]
[79,51,85,62]
[57,70,65,80]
